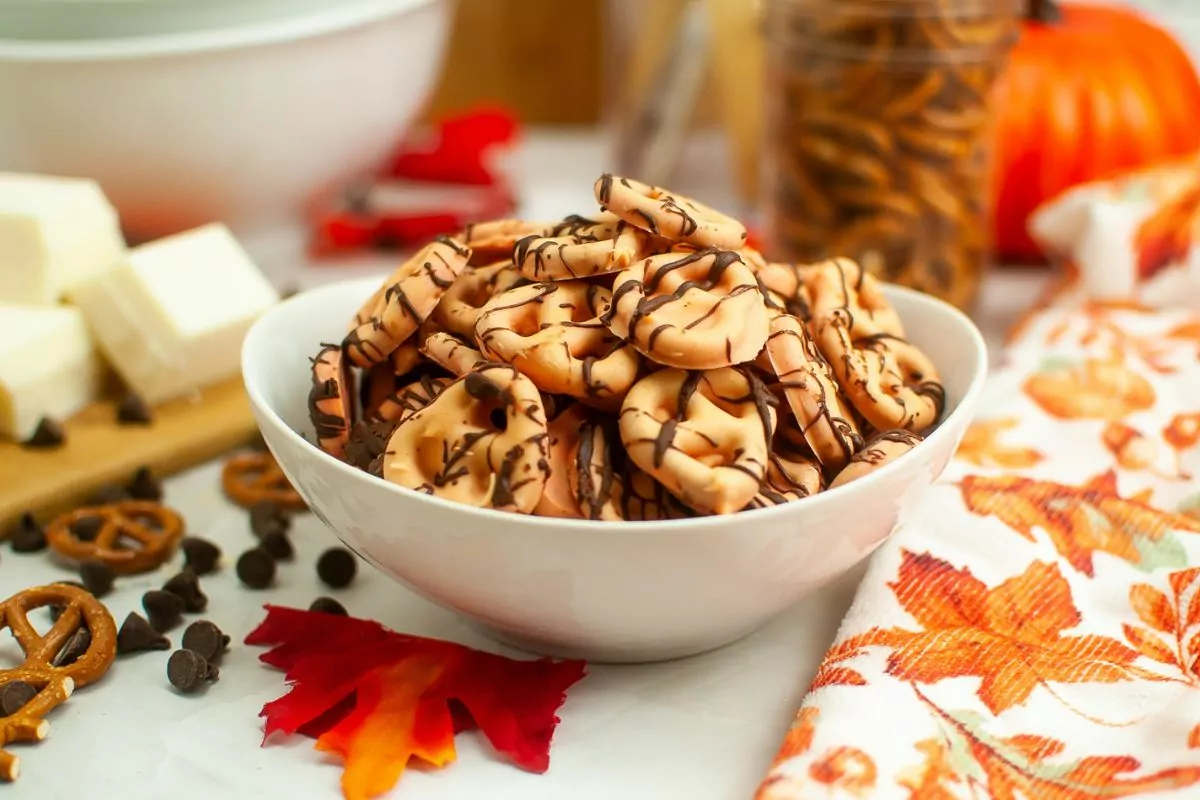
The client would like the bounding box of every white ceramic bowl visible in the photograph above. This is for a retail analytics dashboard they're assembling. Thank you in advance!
[0,0,451,240]
[243,278,988,663]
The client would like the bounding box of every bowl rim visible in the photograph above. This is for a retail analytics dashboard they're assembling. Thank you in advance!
[243,276,989,533]
[0,0,440,62]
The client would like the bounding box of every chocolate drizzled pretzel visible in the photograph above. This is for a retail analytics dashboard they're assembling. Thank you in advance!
[476,281,642,407]
[814,309,945,434]
[619,367,777,515]
[47,501,184,575]
[806,258,904,338]
[746,441,825,510]
[830,429,925,489]
[382,364,551,513]
[595,174,747,250]
[428,261,527,340]
[0,583,117,781]
[308,343,356,459]
[513,212,658,281]
[421,332,486,377]
[343,236,471,368]
[369,373,453,424]
[461,219,550,265]
[603,248,770,370]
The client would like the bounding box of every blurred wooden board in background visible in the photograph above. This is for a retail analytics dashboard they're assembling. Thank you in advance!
[0,377,258,530]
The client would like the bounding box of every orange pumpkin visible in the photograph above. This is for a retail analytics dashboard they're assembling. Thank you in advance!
[992,0,1200,263]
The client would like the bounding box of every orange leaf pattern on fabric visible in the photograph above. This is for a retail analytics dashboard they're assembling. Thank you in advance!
[956,418,1045,470]
[1023,358,1156,420]
[882,552,1152,714]
[773,707,819,765]
[895,739,963,800]
[959,471,1200,576]
[1189,725,1200,749]
[808,746,877,797]
[1130,585,1178,633]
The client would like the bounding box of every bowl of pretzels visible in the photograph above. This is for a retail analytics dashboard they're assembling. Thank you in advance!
[242,175,988,663]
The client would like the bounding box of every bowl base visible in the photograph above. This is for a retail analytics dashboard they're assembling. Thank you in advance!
[468,620,769,665]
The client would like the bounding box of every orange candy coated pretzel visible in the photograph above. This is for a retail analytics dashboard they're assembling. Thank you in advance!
[46,501,184,576]
[0,583,117,781]
[222,452,307,511]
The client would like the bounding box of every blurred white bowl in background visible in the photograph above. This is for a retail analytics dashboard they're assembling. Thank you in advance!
[0,0,451,240]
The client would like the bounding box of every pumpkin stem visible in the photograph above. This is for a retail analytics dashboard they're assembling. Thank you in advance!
[1027,0,1062,23]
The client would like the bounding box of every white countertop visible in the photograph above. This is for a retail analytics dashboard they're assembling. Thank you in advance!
[1,130,1054,800]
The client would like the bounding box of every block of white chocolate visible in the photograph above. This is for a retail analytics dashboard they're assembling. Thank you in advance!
[0,173,126,304]
[69,222,279,405]
[0,304,101,441]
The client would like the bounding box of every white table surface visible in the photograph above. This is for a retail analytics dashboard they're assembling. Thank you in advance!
[1,130,1053,800]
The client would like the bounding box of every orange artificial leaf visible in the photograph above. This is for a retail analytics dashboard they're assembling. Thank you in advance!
[1129,584,1178,633]
[1023,358,1156,420]
[246,606,587,800]
[1164,413,1200,451]
[956,418,1045,470]
[1134,182,1200,280]
[895,738,963,800]
[1189,724,1200,749]
[883,552,1150,714]
[959,471,1200,576]
[808,746,877,797]
[1121,624,1179,666]
[773,707,819,765]
[924,696,1200,799]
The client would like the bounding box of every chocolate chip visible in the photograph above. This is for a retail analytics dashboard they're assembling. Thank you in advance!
[316,548,357,589]
[0,681,37,716]
[9,513,46,553]
[181,621,229,663]
[91,483,130,505]
[260,531,293,561]
[52,627,92,667]
[309,596,348,616]
[143,590,185,632]
[181,537,221,576]
[116,392,154,425]
[167,649,218,693]
[47,580,86,622]
[79,560,115,597]
[236,548,275,590]
[127,466,163,502]
[249,501,289,539]
[162,569,207,613]
[23,417,64,449]
[117,612,171,655]
[70,515,105,542]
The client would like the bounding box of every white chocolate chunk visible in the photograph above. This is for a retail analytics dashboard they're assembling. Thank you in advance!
[69,223,278,405]
[0,304,101,440]
[0,173,126,304]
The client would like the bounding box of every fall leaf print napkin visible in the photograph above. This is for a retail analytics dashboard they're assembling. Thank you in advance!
[754,173,1200,799]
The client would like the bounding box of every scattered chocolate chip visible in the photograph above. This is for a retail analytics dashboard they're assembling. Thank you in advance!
[23,417,64,449]
[91,483,130,504]
[143,590,185,632]
[70,515,105,542]
[9,513,46,553]
[167,649,219,693]
[316,548,357,589]
[0,681,38,716]
[260,531,293,561]
[52,627,92,667]
[162,569,207,613]
[117,612,171,655]
[309,596,348,616]
[78,560,115,597]
[249,501,289,539]
[116,392,154,425]
[127,466,163,501]
[181,621,229,663]
[236,548,276,590]
[181,537,221,576]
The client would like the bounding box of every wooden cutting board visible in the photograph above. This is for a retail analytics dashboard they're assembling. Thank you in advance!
[0,376,259,531]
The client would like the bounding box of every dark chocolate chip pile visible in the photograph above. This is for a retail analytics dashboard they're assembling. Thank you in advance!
[79,560,115,597]
[249,501,289,540]
[127,466,163,502]
[70,515,105,542]
[9,513,46,553]
[162,569,207,613]
[117,612,171,655]
[23,417,64,449]
[181,537,221,576]
[236,548,275,590]
[181,621,229,663]
[167,649,218,694]
[317,548,357,589]
[260,531,293,561]
[116,392,154,425]
[143,590,185,632]
[309,596,348,616]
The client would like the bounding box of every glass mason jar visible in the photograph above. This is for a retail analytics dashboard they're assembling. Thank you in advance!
[762,0,1018,311]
